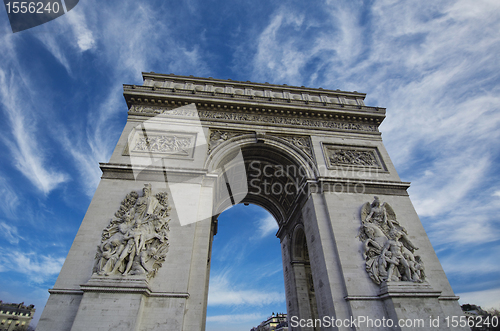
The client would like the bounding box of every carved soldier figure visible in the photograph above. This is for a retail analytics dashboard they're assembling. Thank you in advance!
[380,228,411,282]
[135,184,160,221]
[359,197,425,285]
[93,184,171,279]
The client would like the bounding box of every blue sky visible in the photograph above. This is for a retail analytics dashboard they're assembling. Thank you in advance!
[0,0,499,330]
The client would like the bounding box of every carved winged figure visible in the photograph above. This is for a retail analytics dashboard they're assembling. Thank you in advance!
[93,184,171,279]
[358,197,424,284]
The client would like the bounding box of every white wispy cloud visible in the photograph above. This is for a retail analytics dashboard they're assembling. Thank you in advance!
[58,130,104,197]
[0,222,24,244]
[255,214,278,238]
[249,1,500,253]
[208,273,284,307]
[65,7,96,52]
[33,1,95,74]
[252,9,307,84]
[44,0,210,196]
[0,68,69,194]
[0,176,20,218]
[36,34,73,74]
[55,87,125,196]
[217,236,249,264]
[0,250,65,284]
[439,245,500,276]
[410,155,490,218]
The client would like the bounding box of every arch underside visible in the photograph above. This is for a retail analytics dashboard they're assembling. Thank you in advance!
[213,142,311,226]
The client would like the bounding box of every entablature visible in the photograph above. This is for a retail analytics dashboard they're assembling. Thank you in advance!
[122,73,386,133]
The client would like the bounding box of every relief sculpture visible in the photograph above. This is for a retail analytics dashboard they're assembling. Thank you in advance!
[330,150,378,167]
[208,130,242,152]
[93,184,171,279]
[133,135,193,155]
[280,136,314,160]
[358,197,425,284]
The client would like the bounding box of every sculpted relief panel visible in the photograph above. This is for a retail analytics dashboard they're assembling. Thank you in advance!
[323,144,384,169]
[133,135,194,155]
[125,127,197,158]
[93,184,171,279]
[358,197,425,285]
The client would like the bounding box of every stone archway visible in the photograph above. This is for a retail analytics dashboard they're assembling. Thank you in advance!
[37,73,468,331]
[208,134,315,224]
[208,139,320,329]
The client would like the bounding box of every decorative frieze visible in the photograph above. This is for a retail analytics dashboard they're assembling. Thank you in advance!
[323,144,384,169]
[358,197,425,285]
[199,110,378,132]
[133,135,193,155]
[129,105,378,133]
[130,105,197,116]
[93,184,171,279]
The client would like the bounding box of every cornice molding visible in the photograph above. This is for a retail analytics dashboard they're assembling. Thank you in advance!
[122,73,386,132]
[141,72,368,99]
[311,178,410,196]
[124,86,384,118]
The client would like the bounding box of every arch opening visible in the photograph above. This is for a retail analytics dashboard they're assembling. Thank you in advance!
[209,138,314,226]
[206,203,286,331]
[205,135,322,330]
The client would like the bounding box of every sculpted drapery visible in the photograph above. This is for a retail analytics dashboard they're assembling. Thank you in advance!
[93,184,171,279]
[358,197,425,285]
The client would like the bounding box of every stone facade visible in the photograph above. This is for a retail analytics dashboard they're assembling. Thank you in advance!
[37,73,468,331]
[0,301,35,331]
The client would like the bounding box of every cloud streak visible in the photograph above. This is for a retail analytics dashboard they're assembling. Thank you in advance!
[0,250,65,284]
[0,68,69,194]
[0,222,24,244]
[248,1,500,252]
[208,273,284,307]
[255,214,278,238]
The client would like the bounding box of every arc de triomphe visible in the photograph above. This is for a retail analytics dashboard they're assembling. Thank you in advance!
[37,73,467,330]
